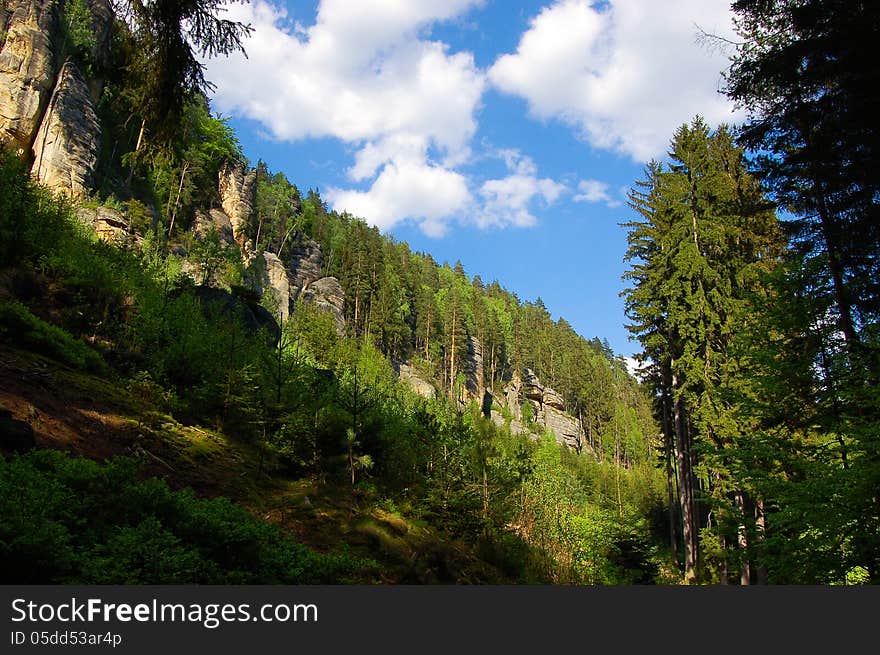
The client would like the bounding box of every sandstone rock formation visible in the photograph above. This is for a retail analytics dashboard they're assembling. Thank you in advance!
[396,362,436,399]
[493,368,585,451]
[192,208,235,245]
[76,205,142,246]
[218,159,256,252]
[84,0,113,77]
[300,276,346,335]
[287,237,324,296]
[0,0,59,157]
[31,61,99,198]
[464,335,484,399]
[261,251,291,323]
[504,370,522,420]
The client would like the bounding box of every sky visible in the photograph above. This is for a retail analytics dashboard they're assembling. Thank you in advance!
[203,0,742,359]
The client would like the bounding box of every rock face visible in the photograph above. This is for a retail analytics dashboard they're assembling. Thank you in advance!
[494,368,585,451]
[287,237,324,296]
[84,0,113,76]
[31,61,99,198]
[218,159,256,251]
[76,206,142,246]
[504,370,522,420]
[301,276,346,335]
[0,0,59,157]
[464,336,484,399]
[193,208,235,245]
[261,251,291,323]
[396,362,436,399]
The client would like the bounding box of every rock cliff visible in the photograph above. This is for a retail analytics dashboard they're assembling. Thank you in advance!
[1,0,110,195]
[218,159,256,252]
[492,368,585,451]
[30,60,99,198]
[395,362,436,399]
[0,0,59,158]
[287,237,324,296]
[300,276,346,335]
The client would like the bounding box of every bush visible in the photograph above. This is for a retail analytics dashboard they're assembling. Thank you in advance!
[0,151,72,268]
[0,450,365,584]
[0,300,106,372]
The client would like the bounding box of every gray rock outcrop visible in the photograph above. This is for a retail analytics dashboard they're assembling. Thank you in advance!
[396,362,436,399]
[287,237,324,296]
[464,335,484,399]
[192,208,235,245]
[300,276,346,335]
[495,368,585,451]
[0,0,59,157]
[31,61,99,198]
[504,370,522,420]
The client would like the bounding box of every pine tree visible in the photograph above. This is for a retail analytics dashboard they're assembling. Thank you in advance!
[623,118,781,582]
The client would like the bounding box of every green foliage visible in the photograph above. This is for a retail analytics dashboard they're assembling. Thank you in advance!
[0,450,362,583]
[0,152,71,268]
[60,0,97,74]
[0,300,105,373]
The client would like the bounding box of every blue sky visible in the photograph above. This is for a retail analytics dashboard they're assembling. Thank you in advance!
[204,0,740,359]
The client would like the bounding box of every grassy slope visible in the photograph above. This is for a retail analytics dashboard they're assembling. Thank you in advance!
[0,344,513,584]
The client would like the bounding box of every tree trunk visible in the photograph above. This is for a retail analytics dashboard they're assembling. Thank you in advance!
[673,375,698,583]
[661,390,680,567]
[735,489,750,585]
[449,304,457,401]
[755,498,768,584]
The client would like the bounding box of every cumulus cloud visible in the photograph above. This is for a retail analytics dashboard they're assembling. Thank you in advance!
[326,161,471,234]
[476,150,566,229]
[205,0,485,234]
[488,0,740,161]
[573,179,621,207]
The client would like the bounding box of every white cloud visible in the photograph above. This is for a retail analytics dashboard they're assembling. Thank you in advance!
[573,179,621,207]
[205,0,485,234]
[488,0,740,161]
[325,161,471,234]
[476,150,566,229]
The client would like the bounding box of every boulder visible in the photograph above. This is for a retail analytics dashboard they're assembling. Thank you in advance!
[0,0,59,157]
[301,276,346,335]
[31,61,99,198]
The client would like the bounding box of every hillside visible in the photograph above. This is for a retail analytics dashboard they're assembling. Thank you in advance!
[4,0,876,586]
[0,0,666,585]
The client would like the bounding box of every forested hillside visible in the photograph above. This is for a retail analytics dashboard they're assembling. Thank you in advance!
[0,0,877,585]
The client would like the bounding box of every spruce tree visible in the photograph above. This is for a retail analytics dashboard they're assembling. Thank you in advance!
[623,118,780,582]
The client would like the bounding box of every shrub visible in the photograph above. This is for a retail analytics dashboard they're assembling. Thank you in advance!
[0,450,365,584]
